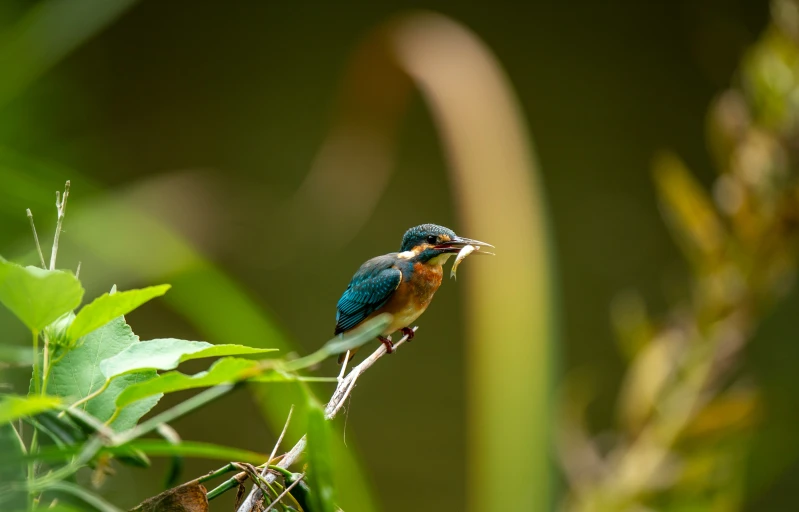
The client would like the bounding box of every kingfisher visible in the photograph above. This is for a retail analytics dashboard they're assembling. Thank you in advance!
[334,223,493,363]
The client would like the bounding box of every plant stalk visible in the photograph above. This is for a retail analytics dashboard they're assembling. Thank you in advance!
[49,181,69,271]
[26,208,46,268]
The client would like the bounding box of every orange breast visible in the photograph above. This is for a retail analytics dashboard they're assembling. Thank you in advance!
[375,262,443,334]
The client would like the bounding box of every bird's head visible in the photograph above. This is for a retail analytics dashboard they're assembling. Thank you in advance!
[398,223,494,264]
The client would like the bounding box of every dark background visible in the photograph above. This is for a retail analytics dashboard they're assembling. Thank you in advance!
[4,1,793,511]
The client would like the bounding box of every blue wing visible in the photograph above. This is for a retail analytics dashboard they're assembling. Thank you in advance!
[335,254,402,334]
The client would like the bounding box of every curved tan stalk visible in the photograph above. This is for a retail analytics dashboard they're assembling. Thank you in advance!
[305,12,556,511]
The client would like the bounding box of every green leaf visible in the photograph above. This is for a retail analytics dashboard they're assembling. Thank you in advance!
[47,317,161,431]
[28,410,86,446]
[29,439,271,466]
[116,439,271,464]
[321,313,392,355]
[0,423,26,509]
[99,338,275,379]
[0,257,84,332]
[248,371,336,383]
[42,480,123,512]
[67,284,171,342]
[281,314,391,371]
[0,394,61,424]
[0,423,25,500]
[306,399,336,512]
[653,152,726,264]
[115,357,260,409]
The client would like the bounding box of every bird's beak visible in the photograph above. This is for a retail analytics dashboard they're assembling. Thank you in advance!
[436,236,495,255]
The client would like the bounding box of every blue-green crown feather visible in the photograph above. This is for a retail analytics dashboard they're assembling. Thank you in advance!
[400,224,456,252]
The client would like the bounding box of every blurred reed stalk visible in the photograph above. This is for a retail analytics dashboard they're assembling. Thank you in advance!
[303,11,557,511]
[558,2,799,510]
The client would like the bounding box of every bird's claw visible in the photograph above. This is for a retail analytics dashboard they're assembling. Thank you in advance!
[378,335,394,354]
[401,327,415,341]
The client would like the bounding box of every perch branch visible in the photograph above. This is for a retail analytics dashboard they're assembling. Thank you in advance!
[237,326,417,512]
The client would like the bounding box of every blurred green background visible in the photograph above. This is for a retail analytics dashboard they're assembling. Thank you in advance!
[6,0,799,511]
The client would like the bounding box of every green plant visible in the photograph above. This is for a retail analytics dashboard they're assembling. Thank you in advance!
[0,182,396,511]
[558,1,799,510]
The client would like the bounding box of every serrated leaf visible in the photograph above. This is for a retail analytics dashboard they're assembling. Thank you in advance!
[0,257,84,332]
[47,317,161,431]
[67,284,171,342]
[306,399,336,512]
[99,338,275,379]
[115,357,260,409]
[0,394,61,424]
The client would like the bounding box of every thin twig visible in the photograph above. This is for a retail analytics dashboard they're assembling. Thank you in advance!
[26,209,46,268]
[237,405,295,510]
[337,351,350,382]
[268,405,294,467]
[233,463,271,499]
[237,326,417,512]
[49,181,69,271]
[112,384,234,446]
[263,472,305,512]
[75,262,81,279]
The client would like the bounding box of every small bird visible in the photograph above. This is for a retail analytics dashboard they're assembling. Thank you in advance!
[334,223,493,363]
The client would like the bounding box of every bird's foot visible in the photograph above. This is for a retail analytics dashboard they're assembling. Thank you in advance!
[401,327,415,341]
[378,335,394,354]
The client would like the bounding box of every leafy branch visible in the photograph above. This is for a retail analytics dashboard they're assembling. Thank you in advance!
[0,182,399,511]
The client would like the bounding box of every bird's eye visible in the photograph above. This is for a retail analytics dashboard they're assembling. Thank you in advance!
[426,235,437,244]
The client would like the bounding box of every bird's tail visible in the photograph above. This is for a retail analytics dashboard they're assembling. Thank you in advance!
[337,347,359,364]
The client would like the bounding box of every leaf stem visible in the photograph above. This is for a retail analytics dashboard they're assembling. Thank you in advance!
[197,463,239,485]
[112,384,235,446]
[207,470,248,501]
[203,464,291,502]
[68,378,113,412]
[41,333,51,397]
[31,330,40,395]
[263,473,304,512]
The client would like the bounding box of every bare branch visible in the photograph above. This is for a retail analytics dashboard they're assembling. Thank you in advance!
[26,209,46,268]
[237,326,417,512]
[49,180,70,271]
[325,326,416,420]
[268,405,294,466]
